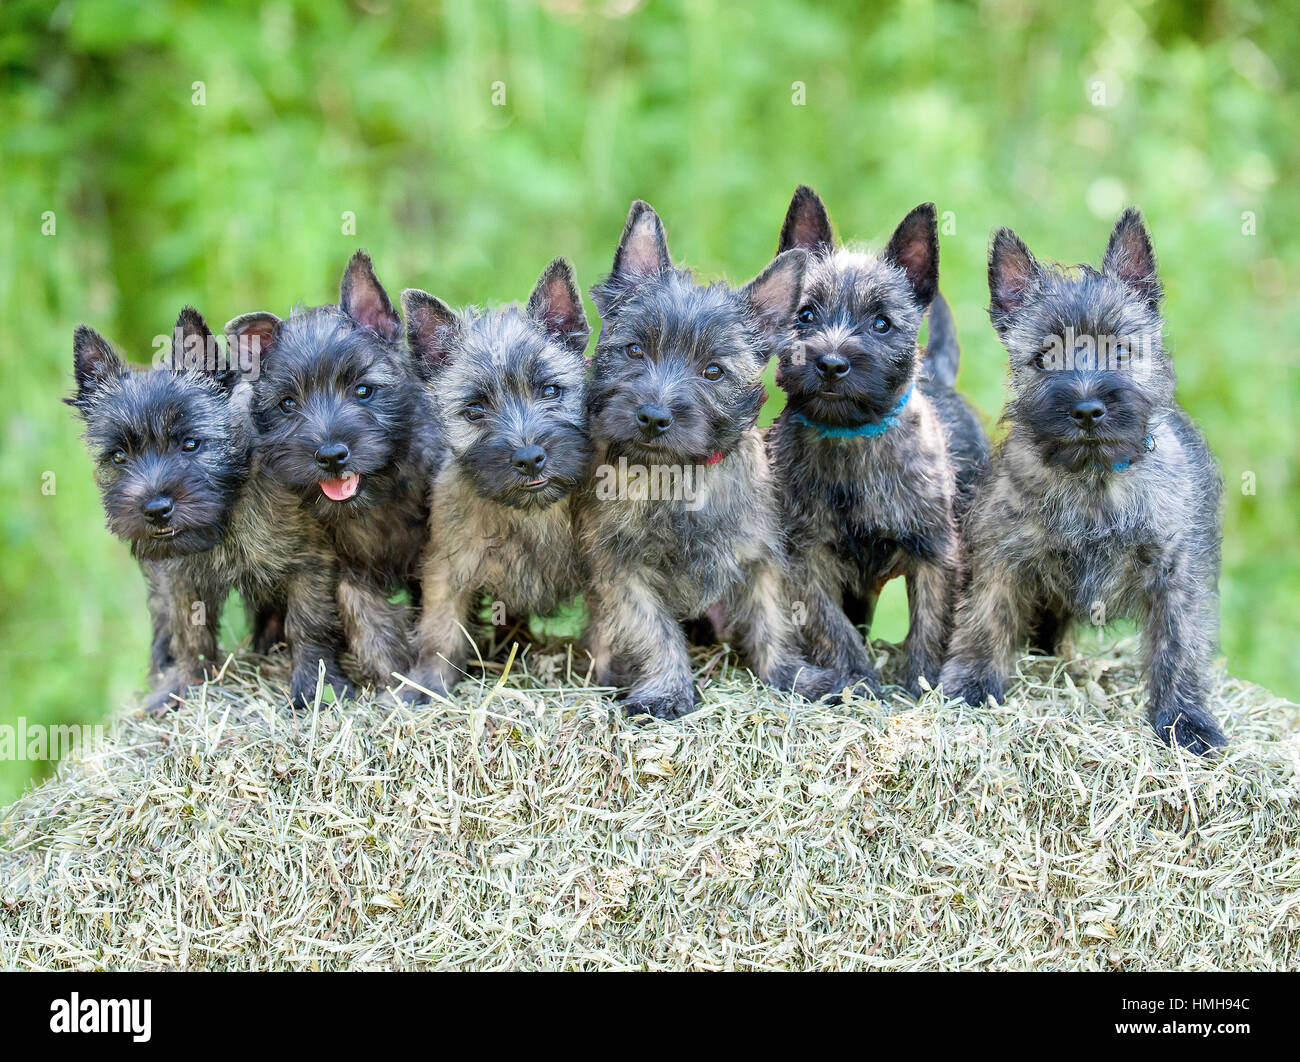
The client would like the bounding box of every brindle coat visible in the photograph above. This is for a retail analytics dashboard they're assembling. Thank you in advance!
[69,309,351,712]
[768,189,989,695]
[579,200,844,719]
[226,251,442,687]
[401,258,592,700]
[940,209,1227,754]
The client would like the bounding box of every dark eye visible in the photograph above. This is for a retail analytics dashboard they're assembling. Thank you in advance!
[463,403,486,423]
[354,383,373,402]
[625,342,644,359]
[279,396,297,414]
[541,384,562,400]
[110,449,127,465]
[797,307,816,324]
[871,315,891,334]
[181,438,201,454]
[702,363,724,381]
[1032,351,1050,370]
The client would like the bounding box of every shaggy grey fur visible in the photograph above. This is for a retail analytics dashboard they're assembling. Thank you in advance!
[578,199,844,719]
[768,189,989,696]
[68,308,351,712]
[940,209,1227,754]
[401,258,592,701]
[227,251,443,687]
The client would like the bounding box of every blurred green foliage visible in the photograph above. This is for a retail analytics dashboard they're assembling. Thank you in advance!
[1,0,1296,801]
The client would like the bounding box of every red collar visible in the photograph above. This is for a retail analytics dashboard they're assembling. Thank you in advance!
[706,451,725,466]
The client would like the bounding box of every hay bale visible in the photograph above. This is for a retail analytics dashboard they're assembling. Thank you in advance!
[1,640,1297,970]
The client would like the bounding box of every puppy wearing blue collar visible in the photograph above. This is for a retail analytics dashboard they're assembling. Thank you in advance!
[940,209,1227,755]
[768,189,990,698]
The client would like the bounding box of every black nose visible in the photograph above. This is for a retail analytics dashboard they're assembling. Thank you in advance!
[1070,399,1107,428]
[815,352,850,379]
[142,495,174,525]
[314,441,350,471]
[636,403,673,436]
[512,445,548,476]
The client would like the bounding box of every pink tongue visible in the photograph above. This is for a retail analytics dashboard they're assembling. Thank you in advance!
[320,472,359,501]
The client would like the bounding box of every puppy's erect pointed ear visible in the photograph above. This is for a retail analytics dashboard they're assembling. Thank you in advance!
[340,249,402,342]
[527,257,590,356]
[883,203,939,308]
[170,306,236,391]
[778,185,834,255]
[224,311,282,380]
[1103,207,1162,309]
[401,288,459,373]
[988,227,1040,329]
[68,325,126,408]
[612,200,671,280]
[744,249,808,339]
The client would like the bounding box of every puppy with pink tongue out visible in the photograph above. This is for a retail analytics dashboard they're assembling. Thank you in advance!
[320,469,360,502]
[227,251,445,688]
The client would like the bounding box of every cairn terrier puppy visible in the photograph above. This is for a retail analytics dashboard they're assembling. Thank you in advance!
[940,209,1227,754]
[226,251,442,686]
[580,200,843,719]
[400,258,592,700]
[68,308,352,712]
[768,189,989,696]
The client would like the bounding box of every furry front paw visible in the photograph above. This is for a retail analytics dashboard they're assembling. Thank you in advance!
[792,664,881,703]
[142,687,179,717]
[833,667,883,702]
[141,670,203,716]
[764,660,853,700]
[290,666,355,709]
[398,667,454,706]
[939,663,1003,707]
[1152,707,1227,756]
[623,687,700,720]
[902,664,941,699]
[790,665,839,701]
[324,669,355,702]
[350,639,416,690]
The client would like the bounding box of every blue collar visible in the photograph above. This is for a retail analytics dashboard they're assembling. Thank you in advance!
[1107,433,1156,472]
[790,386,913,440]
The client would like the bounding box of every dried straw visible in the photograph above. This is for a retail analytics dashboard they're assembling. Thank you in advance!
[2,638,1296,970]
